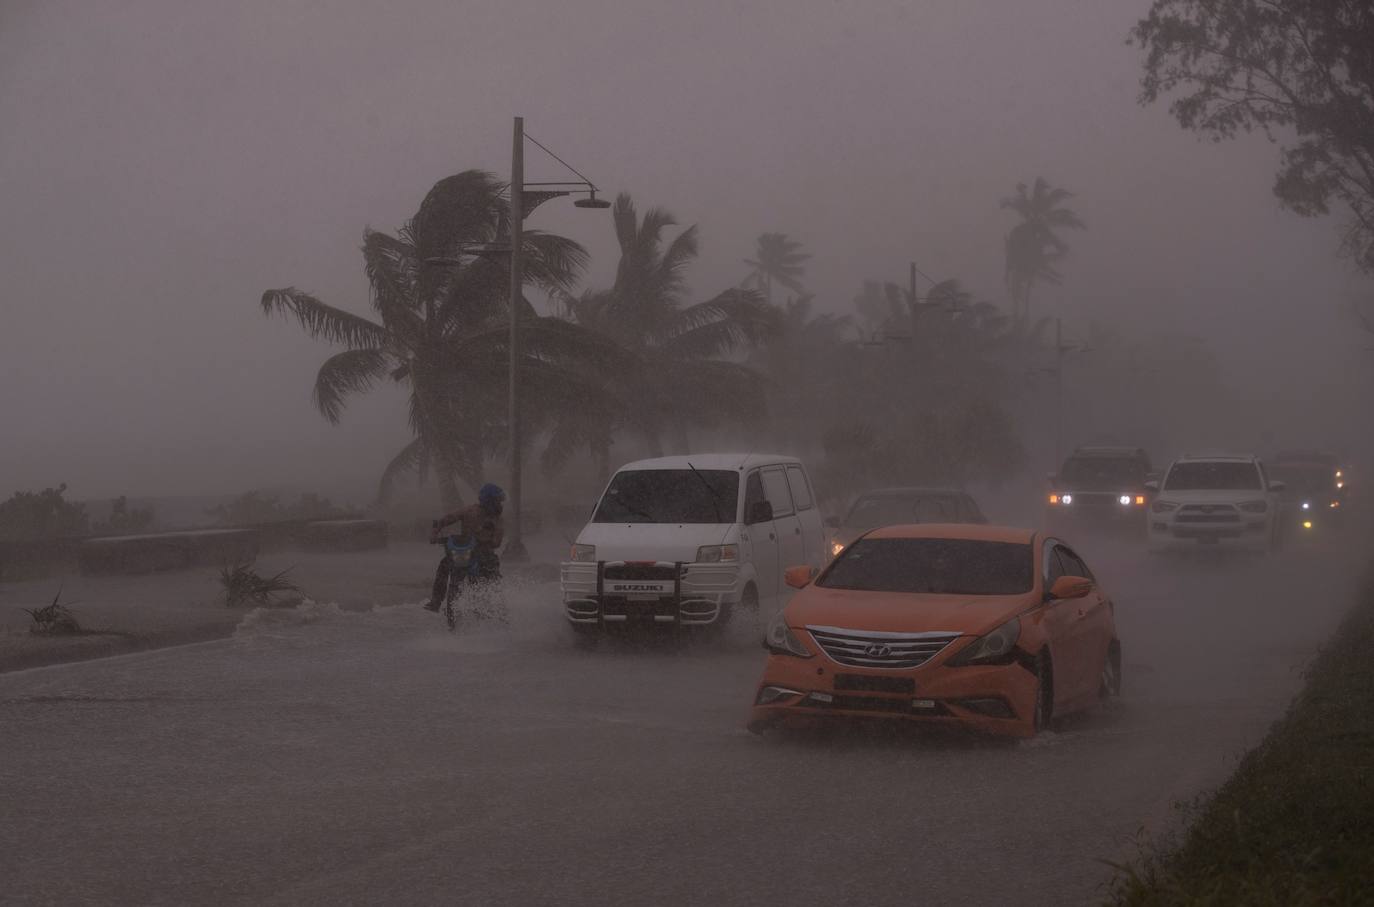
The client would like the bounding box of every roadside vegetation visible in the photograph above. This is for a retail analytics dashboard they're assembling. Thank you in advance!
[218,559,303,608]
[1106,562,1374,905]
[22,589,82,635]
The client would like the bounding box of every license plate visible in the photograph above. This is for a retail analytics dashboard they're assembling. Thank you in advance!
[608,582,669,596]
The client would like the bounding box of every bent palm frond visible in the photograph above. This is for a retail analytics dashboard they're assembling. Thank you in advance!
[313,348,393,423]
[261,287,389,349]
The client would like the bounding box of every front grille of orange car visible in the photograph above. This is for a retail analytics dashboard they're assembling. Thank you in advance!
[834,674,916,694]
[807,626,960,669]
[802,695,950,714]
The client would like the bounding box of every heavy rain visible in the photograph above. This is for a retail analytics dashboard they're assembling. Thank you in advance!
[2,2,1372,904]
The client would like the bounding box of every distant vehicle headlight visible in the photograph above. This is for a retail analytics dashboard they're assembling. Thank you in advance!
[1239,501,1268,513]
[1118,495,1132,506]
[569,544,596,562]
[1060,494,1074,505]
[1152,500,1179,513]
[830,539,844,558]
[1300,501,1311,511]
[948,617,1021,666]
[764,611,812,658]
[695,544,738,563]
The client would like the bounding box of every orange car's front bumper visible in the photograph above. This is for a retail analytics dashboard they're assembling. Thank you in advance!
[746,651,1040,738]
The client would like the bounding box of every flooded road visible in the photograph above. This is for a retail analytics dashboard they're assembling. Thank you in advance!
[0,540,1362,906]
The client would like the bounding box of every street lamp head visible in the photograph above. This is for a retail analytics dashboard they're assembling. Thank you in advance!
[573,188,611,209]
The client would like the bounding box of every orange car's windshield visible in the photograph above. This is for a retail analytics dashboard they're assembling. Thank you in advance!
[818,538,1033,595]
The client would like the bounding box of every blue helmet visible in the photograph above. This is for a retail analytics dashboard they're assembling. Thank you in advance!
[478,483,506,508]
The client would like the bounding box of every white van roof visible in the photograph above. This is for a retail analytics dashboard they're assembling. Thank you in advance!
[616,453,801,472]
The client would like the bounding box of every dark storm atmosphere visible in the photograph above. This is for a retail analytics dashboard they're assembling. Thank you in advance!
[3,2,1373,905]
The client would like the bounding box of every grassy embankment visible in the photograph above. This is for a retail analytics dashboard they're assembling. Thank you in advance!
[1107,562,1374,905]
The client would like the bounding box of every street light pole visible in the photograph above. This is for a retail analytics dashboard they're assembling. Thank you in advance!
[506,116,528,562]
[1054,317,1064,467]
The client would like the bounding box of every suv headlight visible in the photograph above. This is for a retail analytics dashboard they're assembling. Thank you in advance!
[1239,500,1268,513]
[695,544,738,563]
[948,617,1021,666]
[1152,500,1179,513]
[569,544,596,562]
[764,611,812,658]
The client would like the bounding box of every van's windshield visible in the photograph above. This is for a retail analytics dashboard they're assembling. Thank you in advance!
[592,469,740,524]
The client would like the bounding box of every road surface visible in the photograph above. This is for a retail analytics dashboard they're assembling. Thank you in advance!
[0,538,1363,905]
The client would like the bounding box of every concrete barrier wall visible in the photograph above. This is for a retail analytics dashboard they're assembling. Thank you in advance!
[77,529,262,576]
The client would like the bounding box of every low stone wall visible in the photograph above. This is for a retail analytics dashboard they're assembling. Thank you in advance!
[77,529,261,576]
[298,519,388,553]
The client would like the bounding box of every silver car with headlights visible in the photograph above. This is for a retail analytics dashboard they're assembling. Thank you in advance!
[1146,454,1284,553]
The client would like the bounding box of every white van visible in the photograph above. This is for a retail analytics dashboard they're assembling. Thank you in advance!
[560,454,827,632]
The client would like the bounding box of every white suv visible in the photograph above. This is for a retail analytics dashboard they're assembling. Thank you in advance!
[1147,454,1285,553]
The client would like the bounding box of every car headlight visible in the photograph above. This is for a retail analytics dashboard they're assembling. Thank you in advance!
[569,544,596,562]
[1300,501,1311,511]
[1152,500,1179,513]
[947,617,1021,666]
[695,544,738,563]
[1060,493,1074,505]
[764,611,812,658]
[829,539,844,557]
[1118,494,1132,506]
[1240,500,1268,513]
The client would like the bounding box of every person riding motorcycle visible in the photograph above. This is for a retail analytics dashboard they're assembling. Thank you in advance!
[425,483,505,612]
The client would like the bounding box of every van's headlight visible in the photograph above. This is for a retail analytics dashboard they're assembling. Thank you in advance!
[764,611,812,658]
[947,617,1021,666]
[1152,500,1179,513]
[569,544,596,562]
[695,544,738,563]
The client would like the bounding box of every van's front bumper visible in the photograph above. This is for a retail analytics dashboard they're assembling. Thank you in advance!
[560,560,742,627]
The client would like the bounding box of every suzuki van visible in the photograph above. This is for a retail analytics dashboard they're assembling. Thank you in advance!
[560,454,826,633]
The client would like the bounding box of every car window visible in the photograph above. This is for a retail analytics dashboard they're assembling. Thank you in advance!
[592,469,739,524]
[743,471,767,521]
[761,467,795,518]
[1163,461,1263,491]
[785,465,814,511]
[1056,546,1093,580]
[1044,544,1065,587]
[911,497,954,521]
[818,538,1034,595]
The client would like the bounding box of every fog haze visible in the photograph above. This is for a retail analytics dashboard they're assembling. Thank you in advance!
[3,0,1370,500]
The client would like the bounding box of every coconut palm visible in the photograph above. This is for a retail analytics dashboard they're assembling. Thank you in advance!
[259,170,606,506]
[561,193,778,457]
[1001,178,1085,331]
[743,233,810,302]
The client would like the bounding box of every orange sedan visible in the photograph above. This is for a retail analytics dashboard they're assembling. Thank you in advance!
[747,524,1121,738]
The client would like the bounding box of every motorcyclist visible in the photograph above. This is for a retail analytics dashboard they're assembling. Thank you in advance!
[425,483,505,612]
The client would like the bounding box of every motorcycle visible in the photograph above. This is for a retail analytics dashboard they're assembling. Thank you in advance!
[430,531,505,631]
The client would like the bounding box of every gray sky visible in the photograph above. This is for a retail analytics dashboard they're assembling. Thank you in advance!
[2,0,1371,500]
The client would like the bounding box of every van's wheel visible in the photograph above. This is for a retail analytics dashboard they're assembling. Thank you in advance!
[1100,641,1122,700]
[1032,653,1054,733]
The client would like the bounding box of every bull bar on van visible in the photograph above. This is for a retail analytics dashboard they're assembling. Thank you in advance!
[561,559,742,626]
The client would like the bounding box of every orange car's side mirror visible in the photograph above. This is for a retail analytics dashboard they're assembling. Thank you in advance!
[1050,575,1094,600]
[784,565,815,589]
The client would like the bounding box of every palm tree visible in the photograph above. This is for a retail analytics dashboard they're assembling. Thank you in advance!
[259,170,603,506]
[561,194,778,457]
[1001,178,1085,331]
[743,233,810,303]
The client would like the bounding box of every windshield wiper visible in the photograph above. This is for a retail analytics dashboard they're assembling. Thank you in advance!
[687,461,724,523]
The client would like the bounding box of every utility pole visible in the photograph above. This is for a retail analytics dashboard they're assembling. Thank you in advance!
[908,261,919,344]
[506,116,528,562]
[1054,317,1064,466]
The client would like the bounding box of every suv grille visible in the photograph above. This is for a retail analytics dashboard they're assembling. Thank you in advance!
[603,563,678,581]
[1175,504,1241,524]
[807,626,959,669]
